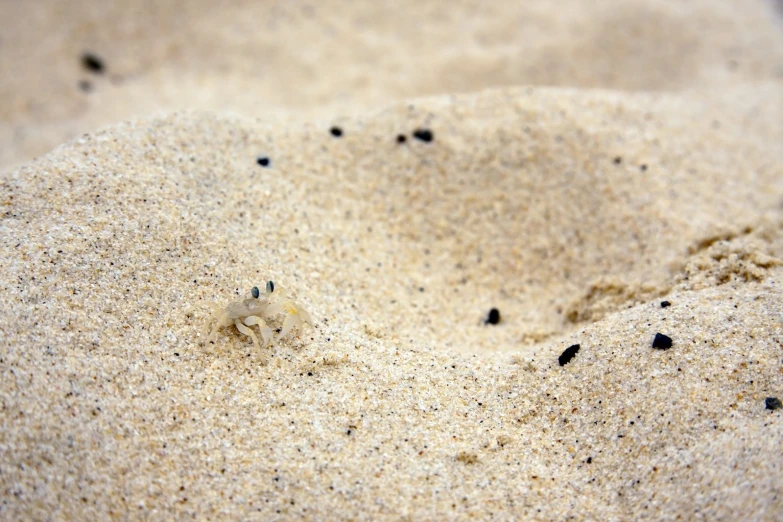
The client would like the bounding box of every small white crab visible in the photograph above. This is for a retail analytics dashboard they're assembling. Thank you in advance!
[204,281,312,350]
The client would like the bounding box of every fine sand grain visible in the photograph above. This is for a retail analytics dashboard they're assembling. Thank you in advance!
[1,1,782,520]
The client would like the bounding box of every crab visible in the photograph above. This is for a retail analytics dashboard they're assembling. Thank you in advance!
[203,281,312,350]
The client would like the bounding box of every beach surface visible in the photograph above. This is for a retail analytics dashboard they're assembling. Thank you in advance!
[1,1,782,520]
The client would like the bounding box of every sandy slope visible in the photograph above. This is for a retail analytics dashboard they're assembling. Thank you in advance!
[1,1,783,520]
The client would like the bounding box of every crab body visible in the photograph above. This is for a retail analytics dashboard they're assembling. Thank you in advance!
[204,282,312,350]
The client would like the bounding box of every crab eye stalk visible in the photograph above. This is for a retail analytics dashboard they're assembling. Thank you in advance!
[266,280,275,294]
[251,286,260,299]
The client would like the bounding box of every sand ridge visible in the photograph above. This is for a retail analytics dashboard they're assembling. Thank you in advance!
[1,0,783,520]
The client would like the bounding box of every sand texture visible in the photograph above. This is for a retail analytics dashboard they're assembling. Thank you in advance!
[2,1,783,520]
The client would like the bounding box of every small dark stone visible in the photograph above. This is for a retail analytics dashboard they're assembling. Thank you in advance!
[640,164,648,172]
[660,301,671,308]
[256,156,270,167]
[765,397,782,410]
[558,344,580,366]
[81,52,105,74]
[396,134,407,143]
[652,333,673,350]
[586,457,592,464]
[485,308,501,325]
[330,126,343,137]
[251,286,260,299]
[413,129,434,143]
[613,156,622,165]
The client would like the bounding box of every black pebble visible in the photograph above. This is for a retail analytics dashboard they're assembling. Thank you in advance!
[251,286,260,298]
[256,156,270,167]
[413,129,433,143]
[396,134,407,143]
[765,397,782,410]
[613,156,622,165]
[660,301,671,308]
[652,333,673,350]
[559,344,580,366]
[485,308,500,325]
[81,52,105,74]
[330,126,343,137]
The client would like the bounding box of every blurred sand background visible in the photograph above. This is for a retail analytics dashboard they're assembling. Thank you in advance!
[1,0,782,520]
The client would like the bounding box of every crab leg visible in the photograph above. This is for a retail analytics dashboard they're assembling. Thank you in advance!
[280,313,299,339]
[203,303,223,339]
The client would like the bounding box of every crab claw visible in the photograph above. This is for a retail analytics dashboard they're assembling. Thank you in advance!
[266,300,312,338]
[244,316,273,346]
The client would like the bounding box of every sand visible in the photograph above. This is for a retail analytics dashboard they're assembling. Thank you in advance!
[1,1,782,520]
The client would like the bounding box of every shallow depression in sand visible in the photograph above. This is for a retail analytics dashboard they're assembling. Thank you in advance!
[75,89,776,356]
[237,92,781,353]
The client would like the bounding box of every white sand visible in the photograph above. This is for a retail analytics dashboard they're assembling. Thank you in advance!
[1,1,782,520]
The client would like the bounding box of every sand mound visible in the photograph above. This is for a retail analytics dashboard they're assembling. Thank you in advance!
[2,85,782,519]
[1,1,782,520]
